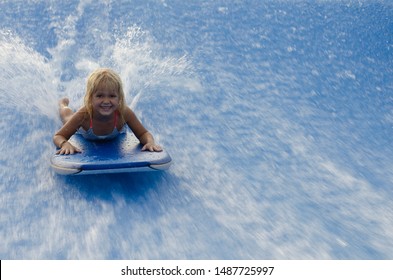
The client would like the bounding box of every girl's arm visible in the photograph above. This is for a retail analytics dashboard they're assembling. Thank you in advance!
[123,107,162,152]
[53,110,85,154]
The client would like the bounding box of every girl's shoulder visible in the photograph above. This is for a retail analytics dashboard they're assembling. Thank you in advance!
[56,106,90,138]
[74,106,88,117]
[71,107,90,126]
[120,106,138,121]
[121,106,133,115]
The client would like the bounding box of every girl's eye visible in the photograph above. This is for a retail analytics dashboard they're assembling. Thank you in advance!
[94,92,118,98]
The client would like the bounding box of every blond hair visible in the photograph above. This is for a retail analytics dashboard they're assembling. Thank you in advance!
[84,68,126,122]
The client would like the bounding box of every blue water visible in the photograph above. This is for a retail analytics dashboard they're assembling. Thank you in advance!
[0,0,392,259]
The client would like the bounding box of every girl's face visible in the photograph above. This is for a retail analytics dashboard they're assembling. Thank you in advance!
[92,85,120,118]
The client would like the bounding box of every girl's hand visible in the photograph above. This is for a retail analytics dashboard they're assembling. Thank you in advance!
[142,143,163,152]
[56,141,81,155]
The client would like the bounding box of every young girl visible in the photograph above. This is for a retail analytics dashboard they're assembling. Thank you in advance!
[53,68,162,155]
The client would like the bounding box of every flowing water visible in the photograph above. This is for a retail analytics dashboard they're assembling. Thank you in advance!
[0,0,392,259]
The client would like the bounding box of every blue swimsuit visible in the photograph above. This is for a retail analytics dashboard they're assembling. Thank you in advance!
[78,111,126,140]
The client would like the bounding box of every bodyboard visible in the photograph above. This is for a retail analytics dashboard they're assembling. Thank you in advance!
[51,133,172,175]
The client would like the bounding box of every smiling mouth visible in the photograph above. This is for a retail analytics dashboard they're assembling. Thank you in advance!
[100,105,112,110]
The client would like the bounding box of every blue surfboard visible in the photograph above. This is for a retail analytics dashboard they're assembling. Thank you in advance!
[51,133,172,175]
